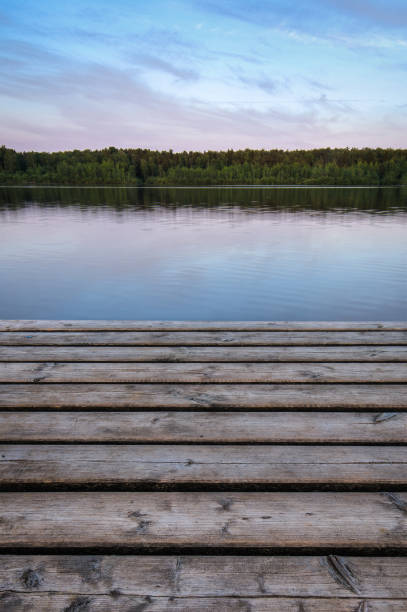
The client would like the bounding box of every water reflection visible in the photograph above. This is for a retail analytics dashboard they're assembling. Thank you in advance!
[1,185,407,213]
[0,187,406,320]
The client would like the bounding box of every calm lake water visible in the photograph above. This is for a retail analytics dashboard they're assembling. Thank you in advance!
[0,186,406,320]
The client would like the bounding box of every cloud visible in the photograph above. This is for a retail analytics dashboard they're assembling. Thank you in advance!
[1,53,404,153]
[195,1,333,33]
[304,94,355,119]
[211,49,263,65]
[0,11,11,25]
[0,56,24,70]
[0,49,316,150]
[238,74,283,95]
[0,39,63,64]
[136,27,196,52]
[75,6,108,24]
[196,0,407,46]
[305,78,333,92]
[0,0,406,152]
[129,53,199,81]
[70,27,119,44]
[326,0,407,28]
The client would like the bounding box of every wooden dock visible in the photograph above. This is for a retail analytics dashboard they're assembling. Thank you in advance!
[0,320,406,611]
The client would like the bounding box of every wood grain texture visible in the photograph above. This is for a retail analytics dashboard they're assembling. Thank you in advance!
[1,445,405,486]
[1,320,406,331]
[2,555,407,597]
[0,593,405,611]
[0,383,406,408]
[0,492,406,548]
[2,362,406,383]
[1,411,406,443]
[1,331,407,346]
[1,320,406,607]
[1,345,407,362]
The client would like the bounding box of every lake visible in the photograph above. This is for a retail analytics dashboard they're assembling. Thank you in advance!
[0,186,406,320]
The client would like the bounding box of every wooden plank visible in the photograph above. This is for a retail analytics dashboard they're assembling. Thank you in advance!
[1,445,405,486]
[0,383,406,408]
[1,331,407,346]
[1,362,406,383]
[2,345,406,361]
[0,492,406,548]
[1,555,407,598]
[1,411,406,443]
[1,320,406,331]
[0,593,405,611]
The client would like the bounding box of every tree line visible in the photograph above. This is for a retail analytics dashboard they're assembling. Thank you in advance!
[1,145,407,186]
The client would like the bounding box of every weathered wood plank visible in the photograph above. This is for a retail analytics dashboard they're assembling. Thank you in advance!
[1,320,406,331]
[1,445,405,486]
[0,492,406,548]
[1,331,407,346]
[1,555,406,598]
[0,383,406,408]
[0,593,405,611]
[1,411,406,443]
[1,362,406,383]
[2,345,406,361]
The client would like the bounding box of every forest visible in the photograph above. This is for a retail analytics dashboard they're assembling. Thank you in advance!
[1,145,407,186]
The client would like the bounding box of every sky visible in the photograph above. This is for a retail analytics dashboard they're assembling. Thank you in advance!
[0,0,406,152]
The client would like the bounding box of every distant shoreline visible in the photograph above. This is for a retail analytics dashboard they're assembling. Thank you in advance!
[2,145,407,187]
[0,184,405,189]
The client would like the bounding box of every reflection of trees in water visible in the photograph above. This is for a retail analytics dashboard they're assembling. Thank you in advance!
[0,186,407,215]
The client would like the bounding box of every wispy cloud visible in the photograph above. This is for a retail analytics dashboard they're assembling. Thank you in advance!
[197,0,407,48]
[305,78,333,92]
[129,53,199,81]
[0,38,63,64]
[239,75,278,94]
[0,0,405,151]
[326,0,407,28]
[0,11,11,25]
[195,1,335,35]
[0,53,403,152]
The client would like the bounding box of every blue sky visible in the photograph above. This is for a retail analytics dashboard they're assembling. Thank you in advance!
[1,0,406,151]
